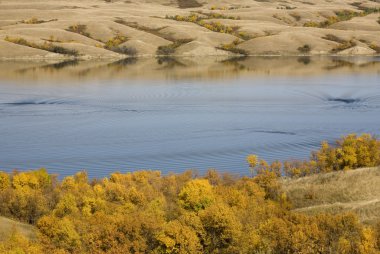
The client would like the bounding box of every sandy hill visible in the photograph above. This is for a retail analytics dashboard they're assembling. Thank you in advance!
[0,0,379,59]
[283,167,380,225]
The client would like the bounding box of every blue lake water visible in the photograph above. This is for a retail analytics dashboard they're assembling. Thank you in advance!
[0,57,380,178]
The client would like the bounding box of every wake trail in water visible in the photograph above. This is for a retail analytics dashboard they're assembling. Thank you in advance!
[292,89,380,110]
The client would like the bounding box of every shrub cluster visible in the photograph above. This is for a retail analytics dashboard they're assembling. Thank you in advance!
[247,134,380,178]
[304,9,380,28]
[321,34,357,53]
[330,40,356,53]
[103,34,136,56]
[209,5,250,10]
[217,39,248,55]
[200,12,241,20]
[4,36,78,56]
[66,24,91,38]
[311,134,380,172]
[156,39,193,56]
[298,44,311,53]
[322,34,347,44]
[369,43,380,53]
[166,14,252,40]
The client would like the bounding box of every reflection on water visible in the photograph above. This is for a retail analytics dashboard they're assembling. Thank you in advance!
[0,56,379,81]
[0,57,379,178]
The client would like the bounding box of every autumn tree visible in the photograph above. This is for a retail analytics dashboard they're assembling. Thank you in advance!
[246,154,258,177]
[178,179,214,212]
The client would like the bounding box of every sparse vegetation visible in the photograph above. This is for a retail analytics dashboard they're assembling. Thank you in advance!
[66,24,91,38]
[21,17,57,24]
[210,5,228,10]
[369,43,380,53]
[110,46,137,56]
[202,21,238,33]
[156,39,193,55]
[351,3,380,14]
[322,34,357,53]
[198,11,241,20]
[217,39,248,55]
[43,35,63,43]
[330,39,356,53]
[276,5,297,10]
[114,19,174,41]
[210,5,250,10]
[104,34,128,49]
[322,34,347,44]
[273,14,294,24]
[166,14,252,40]
[304,9,380,28]
[103,34,136,55]
[322,34,356,53]
[4,36,78,56]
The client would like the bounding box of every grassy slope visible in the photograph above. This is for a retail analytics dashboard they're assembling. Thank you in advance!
[0,216,36,241]
[283,167,380,224]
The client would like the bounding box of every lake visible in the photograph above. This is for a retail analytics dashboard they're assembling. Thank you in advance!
[0,56,380,178]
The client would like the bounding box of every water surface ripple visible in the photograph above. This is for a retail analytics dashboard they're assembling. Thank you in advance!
[0,62,380,178]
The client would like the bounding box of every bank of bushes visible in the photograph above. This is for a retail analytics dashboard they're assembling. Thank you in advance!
[0,133,380,253]
[247,133,380,178]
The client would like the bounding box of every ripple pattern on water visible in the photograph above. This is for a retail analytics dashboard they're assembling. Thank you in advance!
[0,75,379,178]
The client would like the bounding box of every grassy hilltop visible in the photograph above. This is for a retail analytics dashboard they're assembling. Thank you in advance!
[284,167,380,225]
[0,0,380,59]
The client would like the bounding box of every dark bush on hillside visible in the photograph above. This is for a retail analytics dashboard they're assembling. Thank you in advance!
[66,24,91,38]
[298,44,311,53]
[108,46,137,56]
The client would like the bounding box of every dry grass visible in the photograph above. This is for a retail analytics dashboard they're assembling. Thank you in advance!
[283,167,380,224]
[0,216,36,241]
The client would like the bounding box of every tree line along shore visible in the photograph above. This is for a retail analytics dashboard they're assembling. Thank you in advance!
[0,133,380,253]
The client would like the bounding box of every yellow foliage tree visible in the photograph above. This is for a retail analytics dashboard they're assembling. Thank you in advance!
[178,179,214,212]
